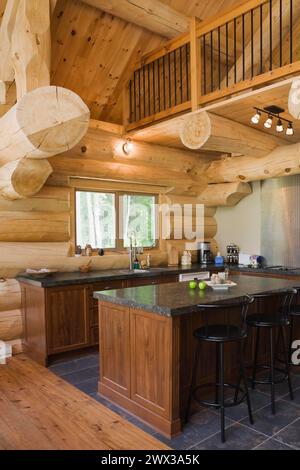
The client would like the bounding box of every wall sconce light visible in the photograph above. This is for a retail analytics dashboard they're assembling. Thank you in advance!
[251,106,294,136]
[122,138,133,155]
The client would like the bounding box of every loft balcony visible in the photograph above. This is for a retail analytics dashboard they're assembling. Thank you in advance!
[125,0,300,131]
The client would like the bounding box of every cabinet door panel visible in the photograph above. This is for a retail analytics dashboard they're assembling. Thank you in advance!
[46,286,89,354]
[99,302,131,397]
[130,309,172,418]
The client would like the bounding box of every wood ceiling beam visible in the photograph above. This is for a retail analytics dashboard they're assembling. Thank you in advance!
[80,0,189,38]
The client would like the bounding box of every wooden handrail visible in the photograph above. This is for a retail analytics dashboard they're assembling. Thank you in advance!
[195,0,268,38]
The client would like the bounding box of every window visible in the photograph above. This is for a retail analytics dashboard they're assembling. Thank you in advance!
[75,190,158,250]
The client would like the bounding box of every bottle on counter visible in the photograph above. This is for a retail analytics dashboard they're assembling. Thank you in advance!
[215,251,224,266]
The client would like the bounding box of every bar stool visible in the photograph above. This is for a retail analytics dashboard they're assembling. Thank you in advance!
[247,289,296,415]
[185,295,254,443]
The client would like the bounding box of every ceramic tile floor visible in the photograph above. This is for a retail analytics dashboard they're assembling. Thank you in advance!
[49,352,300,450]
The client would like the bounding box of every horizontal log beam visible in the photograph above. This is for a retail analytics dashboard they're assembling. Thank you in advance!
[180,111,285,157]
[197,182,252,206]
[207,143,300,183]
[81,0,189,38]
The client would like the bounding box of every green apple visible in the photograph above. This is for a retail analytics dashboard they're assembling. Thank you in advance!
[189,280,197,289]
[198,281,207,290]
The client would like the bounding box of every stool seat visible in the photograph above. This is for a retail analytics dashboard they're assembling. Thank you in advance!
[194,324,246,342]
[247,313,290,328]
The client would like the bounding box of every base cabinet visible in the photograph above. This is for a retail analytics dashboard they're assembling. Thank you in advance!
[20,274,178,365]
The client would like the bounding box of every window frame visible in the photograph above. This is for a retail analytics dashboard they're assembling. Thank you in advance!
[74,188,159,253]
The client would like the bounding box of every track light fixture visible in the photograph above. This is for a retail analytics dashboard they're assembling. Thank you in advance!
[251,107,294,136]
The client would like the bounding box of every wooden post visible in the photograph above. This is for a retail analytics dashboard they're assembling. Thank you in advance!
[190,17,202,112]
[122,82,131,127]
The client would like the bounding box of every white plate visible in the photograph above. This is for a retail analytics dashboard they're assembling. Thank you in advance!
[206,281,237,290]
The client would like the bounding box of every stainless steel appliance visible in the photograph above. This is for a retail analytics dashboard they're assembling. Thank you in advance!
[197,242,212,265]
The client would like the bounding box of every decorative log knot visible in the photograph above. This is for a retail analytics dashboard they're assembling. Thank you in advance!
[264,170,269,175]
[238,175,246,180]
[285,168,291,173]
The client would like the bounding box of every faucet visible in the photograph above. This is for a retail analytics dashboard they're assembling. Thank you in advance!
[129,237,133,271]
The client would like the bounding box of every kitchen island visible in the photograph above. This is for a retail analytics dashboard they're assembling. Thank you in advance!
[94,275,299,438]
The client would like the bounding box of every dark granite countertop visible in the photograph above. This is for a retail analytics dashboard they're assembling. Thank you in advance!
[16,263,300,288]
[16,264,213,287]
[93,275,298,317]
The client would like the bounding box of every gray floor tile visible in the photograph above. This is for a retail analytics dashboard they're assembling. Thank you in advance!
[212,389,270,422]
[191,422,267,450]
[155,409,233,450]
[282,386,300,408]
[60,365,99,385]
[76,377,98,394]
[253,373,300,399]
[255,438,294,450]
[274,418,300,449]
[49,354,99,376]
[240,399,300,437]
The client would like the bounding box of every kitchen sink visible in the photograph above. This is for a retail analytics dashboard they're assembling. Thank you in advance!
[117,269,150,274]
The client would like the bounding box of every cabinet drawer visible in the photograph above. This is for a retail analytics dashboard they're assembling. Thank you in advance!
[127,274,178,287]
[91,280,126,327]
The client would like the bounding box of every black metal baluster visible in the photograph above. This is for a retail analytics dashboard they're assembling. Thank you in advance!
[163,55,166,110]
[260,4,263,73]
[290,0,293,63]
[168,52,172,108]
[270,0,273,71]
[133,71,136,122]
[147,63,150,116]
[203,35,206,94]
[242,14,245,80]
[226,23,229,87]
[138,69,141,121]
[185,44,189,101]
[279,0,282,67]
[157,59,160,112]
[251,9,254,78]
[174,50,177,106]
[234,18,237,84]
[129,79,132,123]
[211,30,214,92]
[152,61,155,114]
[180,46,183,103]
[218,26,221,89]
[143,66,146,119]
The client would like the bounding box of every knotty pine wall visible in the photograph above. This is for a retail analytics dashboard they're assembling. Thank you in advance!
[0,181,218,349]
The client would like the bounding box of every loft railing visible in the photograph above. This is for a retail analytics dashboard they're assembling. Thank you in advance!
[125,0,300,130]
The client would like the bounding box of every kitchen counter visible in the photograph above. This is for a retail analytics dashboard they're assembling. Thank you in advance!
[16,264,214,287]
[95,274,299,437]
[16,263,300,288]
[94,275,298,316]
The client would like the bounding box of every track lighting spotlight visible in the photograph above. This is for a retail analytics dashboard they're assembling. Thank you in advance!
[251,110,261,124]
[286,122,294,136]
[276,119,284,133]
[264,115,273,129]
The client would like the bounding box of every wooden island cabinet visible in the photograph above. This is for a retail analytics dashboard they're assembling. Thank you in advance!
[19,273,179,366]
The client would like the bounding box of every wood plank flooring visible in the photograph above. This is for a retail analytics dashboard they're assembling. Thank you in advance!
[0,355,169,450]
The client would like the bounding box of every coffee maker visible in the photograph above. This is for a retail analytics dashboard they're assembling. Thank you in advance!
[197,241,212,265]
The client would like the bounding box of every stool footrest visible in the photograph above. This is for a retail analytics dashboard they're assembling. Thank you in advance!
[192,382,247,409]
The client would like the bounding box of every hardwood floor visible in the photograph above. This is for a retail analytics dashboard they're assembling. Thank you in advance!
[0,355,169,450]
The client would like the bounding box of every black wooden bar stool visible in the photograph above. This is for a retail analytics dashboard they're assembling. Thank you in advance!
[185,295,254,443]
[247,289,296,415]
